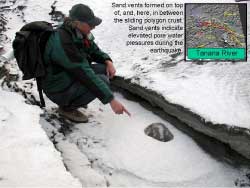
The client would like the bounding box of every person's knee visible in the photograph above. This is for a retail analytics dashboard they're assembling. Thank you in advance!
[91,63,107,75]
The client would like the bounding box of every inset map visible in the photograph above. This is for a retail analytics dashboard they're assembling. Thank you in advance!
[185,3,247,61]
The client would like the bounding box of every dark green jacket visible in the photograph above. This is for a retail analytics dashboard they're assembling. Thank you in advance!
[42,23,114,104]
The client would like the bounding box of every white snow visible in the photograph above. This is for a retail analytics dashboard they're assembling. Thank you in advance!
[0,89,81,187]
[0,85,243,187]
[56,139,107,187]
[62,93,242,187]
[116,61,250,127]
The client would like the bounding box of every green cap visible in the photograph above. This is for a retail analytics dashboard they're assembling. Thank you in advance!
[69,4,102,27]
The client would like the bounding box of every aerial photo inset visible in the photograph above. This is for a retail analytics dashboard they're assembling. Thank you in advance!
[185,3,247,60]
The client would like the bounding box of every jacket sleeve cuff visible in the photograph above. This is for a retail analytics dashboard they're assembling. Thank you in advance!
[104,57,113,63]
[102,93,114,104]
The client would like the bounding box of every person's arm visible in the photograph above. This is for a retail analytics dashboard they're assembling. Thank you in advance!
[89,40,116,78]
[51,30,113,104]
[89,39,112,64]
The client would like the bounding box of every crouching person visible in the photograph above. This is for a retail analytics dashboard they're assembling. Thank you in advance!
[42,4,130,122]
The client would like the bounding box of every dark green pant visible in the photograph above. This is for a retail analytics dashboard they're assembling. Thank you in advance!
[45,64,110,110]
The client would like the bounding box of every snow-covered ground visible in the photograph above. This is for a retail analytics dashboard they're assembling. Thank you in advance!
[0,87,248,187]
[1,0,250,187]
[48,93,246,187]
[0,89,81,187]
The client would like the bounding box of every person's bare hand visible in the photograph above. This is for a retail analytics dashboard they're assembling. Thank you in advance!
[110,99,131,116]
[105,60,116,79]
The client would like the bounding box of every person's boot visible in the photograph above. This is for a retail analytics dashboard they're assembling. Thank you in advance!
[58,107,88,123]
